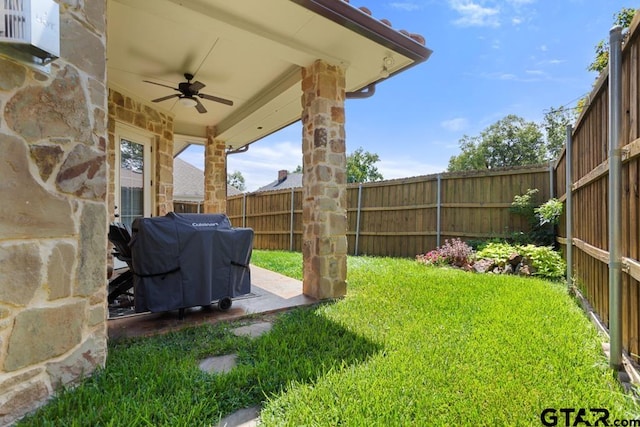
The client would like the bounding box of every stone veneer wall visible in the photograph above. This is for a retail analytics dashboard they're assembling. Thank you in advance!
[204,126,227,214]
[0,1,108,424]
[107,89,175,219]
[300,60,348,299]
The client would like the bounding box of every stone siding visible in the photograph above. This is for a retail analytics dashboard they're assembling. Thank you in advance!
[204,127,227,214]
[301,60,348,299]
[107,89,175,219]
[0,1,108,424]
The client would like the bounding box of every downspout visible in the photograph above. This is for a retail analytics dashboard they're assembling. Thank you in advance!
[565,125,573,291]
[608,25,623,371]
[346,84,376,99]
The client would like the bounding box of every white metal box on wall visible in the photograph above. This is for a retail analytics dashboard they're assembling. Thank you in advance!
[0,0,59,65]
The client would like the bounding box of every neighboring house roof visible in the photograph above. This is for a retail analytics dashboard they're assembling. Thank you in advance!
[255,170,303,192]
[174,157,242,202]
[119,167,143,189]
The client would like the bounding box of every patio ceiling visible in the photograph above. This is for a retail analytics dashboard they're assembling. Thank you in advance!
[107,0,432,155]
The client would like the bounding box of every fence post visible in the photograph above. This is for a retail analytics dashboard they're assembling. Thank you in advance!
[549,162,554,198]
[436,174,442,248]
[355,183,363,256]
[608,25,623,370]
[242,193,246,228]
[290,187,295,251]
[566,125,573,291]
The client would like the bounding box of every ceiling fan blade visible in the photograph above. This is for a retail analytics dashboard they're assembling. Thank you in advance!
[151,94,180,103]
[143,80,180,91]
[194,98,207,114]
[198,93,234,106]
[189,80,206,92]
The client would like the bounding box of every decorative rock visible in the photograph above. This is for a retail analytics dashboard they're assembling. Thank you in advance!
[473,258,495,274]
[507,253,523,267]
[56,144,106,200]
[0,134,74,239]
[4,302,84,371]
[4,66,91,143]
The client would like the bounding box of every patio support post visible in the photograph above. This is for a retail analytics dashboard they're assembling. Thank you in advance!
[204,126,228,214]
[301,59,348,299]
[565,124,573,290]
[608,25,623,370]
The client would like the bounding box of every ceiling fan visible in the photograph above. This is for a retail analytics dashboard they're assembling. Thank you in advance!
[143,73,233,113]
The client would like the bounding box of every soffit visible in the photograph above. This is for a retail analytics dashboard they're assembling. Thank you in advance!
[106,0,431,154]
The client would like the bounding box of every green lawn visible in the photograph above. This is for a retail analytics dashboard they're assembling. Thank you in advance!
[18,251,639,426]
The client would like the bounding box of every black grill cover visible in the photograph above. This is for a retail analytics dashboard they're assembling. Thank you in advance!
[130,212,253,313]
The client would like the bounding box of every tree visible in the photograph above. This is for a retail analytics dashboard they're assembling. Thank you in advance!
[290,165,303,173]
[347,147,384,183]
[588,8,636,73]
[227,170,246,191]
[542,106,576,160]
[448,115,545,172]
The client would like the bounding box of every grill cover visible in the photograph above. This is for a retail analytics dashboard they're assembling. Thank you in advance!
[130,212,253,313]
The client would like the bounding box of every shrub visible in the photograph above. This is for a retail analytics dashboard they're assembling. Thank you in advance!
[535,198,563,225]
[477,242,566,281]
[476,242,519,267]
[417,238,474,267]
[518,244,566,281]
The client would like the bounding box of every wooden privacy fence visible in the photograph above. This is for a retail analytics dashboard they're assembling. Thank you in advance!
[554,17,640,363]
[226,165,551,258]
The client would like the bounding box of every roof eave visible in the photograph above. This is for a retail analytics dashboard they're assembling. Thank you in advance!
[291,0,433,63]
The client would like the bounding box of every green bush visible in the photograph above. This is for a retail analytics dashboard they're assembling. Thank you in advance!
[476,242,566,281]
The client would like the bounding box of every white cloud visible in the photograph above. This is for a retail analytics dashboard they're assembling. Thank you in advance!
[449,0,500,28]
[378,157,446,180]
[441,117,469,132]
[389,2,423,11]
[512,17,522,25]
[539,44,548,52]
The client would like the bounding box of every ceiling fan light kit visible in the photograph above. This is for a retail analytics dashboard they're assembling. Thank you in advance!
[179,97,198,108]
[143,72,233,114]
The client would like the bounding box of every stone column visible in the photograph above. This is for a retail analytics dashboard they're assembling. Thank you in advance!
[301,60,347,299]
[204,126,227,213]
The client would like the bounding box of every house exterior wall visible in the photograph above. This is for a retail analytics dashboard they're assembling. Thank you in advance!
[0,1,108,424]
[107,89,175,219]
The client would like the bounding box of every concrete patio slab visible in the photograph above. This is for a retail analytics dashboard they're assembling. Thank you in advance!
[107,265,315,340]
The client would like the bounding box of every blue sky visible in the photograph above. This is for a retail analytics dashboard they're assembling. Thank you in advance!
[179,0,636,191]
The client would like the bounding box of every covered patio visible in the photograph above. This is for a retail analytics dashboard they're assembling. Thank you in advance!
[0,0,430,423]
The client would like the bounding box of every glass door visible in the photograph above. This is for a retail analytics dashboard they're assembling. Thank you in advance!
[114,125,152,268]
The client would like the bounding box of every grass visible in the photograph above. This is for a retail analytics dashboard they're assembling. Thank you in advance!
[18,251,639,426]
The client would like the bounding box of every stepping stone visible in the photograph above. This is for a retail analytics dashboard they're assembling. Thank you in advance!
[199,354,237,374]
[232,321,272,339]
[214,405,260,427]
